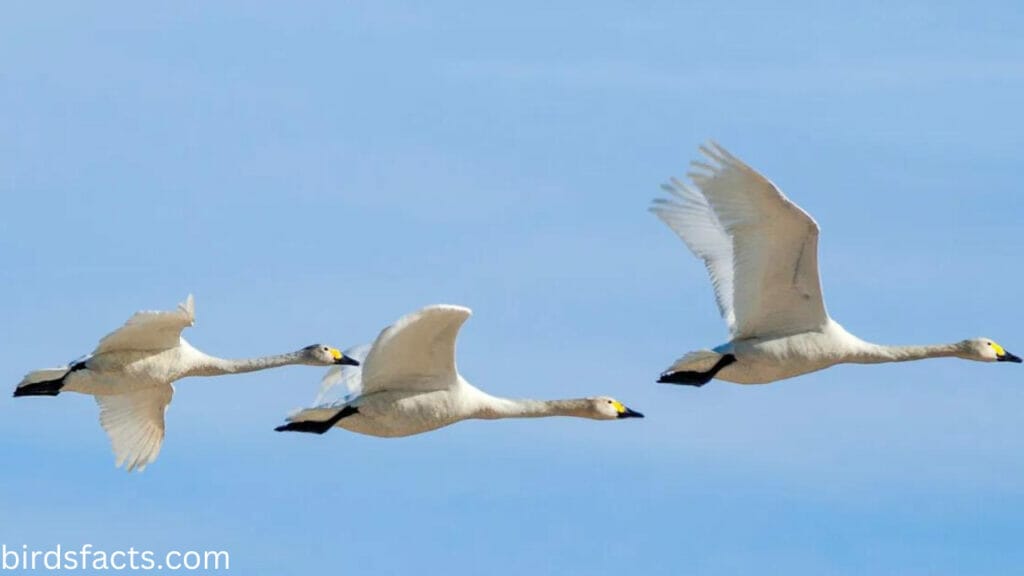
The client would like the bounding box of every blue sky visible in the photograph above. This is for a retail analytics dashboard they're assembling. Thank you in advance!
[2,1,1022,574]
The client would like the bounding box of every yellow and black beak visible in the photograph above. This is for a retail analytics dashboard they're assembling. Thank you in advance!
[612,400,644,419]
[330,349,360,366]
[618,407,644,419]
[998,350,1023,363]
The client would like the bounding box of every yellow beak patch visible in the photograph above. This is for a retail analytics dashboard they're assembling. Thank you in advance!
[329,348,343,360]
[992,342,1007,357]
[611,400,627,414]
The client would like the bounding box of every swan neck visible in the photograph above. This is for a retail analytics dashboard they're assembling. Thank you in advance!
[848,342,964,364]
[474,396,592,420]
[190,351,305,376]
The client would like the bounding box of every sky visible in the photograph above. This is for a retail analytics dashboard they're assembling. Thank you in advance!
[1,1,1022,574]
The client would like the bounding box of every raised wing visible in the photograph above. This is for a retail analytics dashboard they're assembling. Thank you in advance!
[313,343,373,406]
[94,295,196,354]
[360,305,472,394]
[95,385,173,472]
[688,143,828,338]
[651,178,737,333]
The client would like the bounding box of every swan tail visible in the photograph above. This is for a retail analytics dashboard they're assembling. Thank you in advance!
[13,367,72,397]
[275,405,358,435]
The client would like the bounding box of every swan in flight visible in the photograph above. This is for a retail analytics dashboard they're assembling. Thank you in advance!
[13,295,358,471]
[650,143,1021,386]
[275,304,644,437]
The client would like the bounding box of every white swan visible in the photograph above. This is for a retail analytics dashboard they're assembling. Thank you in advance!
[275,304,643,437]
[13,295,358,471]
[650,142,1021,386]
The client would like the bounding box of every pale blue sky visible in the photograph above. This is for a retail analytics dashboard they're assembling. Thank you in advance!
[2,1,1023,574]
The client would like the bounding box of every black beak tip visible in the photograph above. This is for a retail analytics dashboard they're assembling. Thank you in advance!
[619,408,644,419]
[1002,352,1023,364]
[337,356,360,366]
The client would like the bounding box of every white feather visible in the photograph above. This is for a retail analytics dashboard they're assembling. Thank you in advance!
[281,304,645,437]
[95,386,173,473]
[313,343,372,406]
[15,294,348,471]
[652,143,1015,385]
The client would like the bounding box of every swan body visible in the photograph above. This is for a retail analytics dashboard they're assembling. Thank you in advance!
[651,143,1021,386]
[14,295,357,471]
[276,305,643,438]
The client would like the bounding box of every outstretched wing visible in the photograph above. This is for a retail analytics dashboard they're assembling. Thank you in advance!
[95,385,173,473]
[94,295,196,354]
[360,305,472,394]
[651,177,737,333]
[313,343,373,406]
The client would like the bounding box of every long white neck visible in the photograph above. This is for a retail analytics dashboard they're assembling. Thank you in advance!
[187,350,309,377]
[472,394,595,420]
[846,342,965,364]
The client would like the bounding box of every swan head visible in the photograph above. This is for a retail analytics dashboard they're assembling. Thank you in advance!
[960,338,1022,363]
[587,397,644,420]
[301,344,360,366]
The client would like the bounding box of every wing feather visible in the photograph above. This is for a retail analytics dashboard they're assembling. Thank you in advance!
[94,295,196,354]
[313,343,373,406]
[689,142,828,338]
[95,386,173,472]
[360,305,472,394]
[651,178,737,333]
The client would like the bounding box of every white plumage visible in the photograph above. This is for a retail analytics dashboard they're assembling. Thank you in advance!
[14,295,355,472]
[277,305,644,438]
[651,142,1021,386]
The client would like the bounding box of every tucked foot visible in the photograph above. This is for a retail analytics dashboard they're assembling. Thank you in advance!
[657,371,713,387]
[275,420,337,435]
[275,406,359,435]
[13,378,65,397]
[658,354,737,387]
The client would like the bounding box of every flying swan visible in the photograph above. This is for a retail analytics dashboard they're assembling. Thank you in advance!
[14,295,358,471]
[275,304,644,437]
[650,142,1021,386]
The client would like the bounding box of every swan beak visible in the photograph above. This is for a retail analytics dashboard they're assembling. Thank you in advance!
[998,350,1023,363]
[336,355,360,366]
[617,406,644,419]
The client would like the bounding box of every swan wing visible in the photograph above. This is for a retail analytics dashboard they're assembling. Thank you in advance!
[314,343,372,405]
[360,305,472,393]
[94,294,196,354]
[689,143,828,338]
[95,385,173,472]
[651,177,736,333]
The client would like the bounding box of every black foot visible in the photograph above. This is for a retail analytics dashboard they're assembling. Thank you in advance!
[657,371,713,387]
[275,420,336,434]
[275,406,358,435]
[13,379,64,397]
[658,354,737,387]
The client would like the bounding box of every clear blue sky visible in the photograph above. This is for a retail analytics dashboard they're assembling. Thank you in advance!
[2,1,1022,574]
